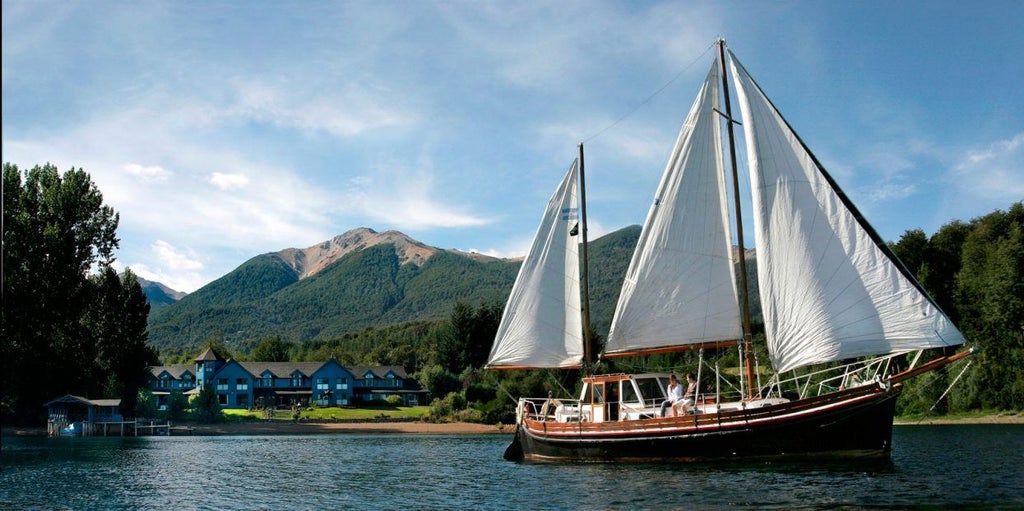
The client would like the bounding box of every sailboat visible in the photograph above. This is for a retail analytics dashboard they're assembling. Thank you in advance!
[487,39,975,462]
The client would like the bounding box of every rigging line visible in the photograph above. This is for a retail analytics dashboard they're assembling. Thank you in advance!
[582,42,717,144]
[547,369,575,399]
[930,360,973,413]
[495,380,518,405]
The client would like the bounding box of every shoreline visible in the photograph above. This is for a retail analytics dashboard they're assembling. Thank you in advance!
[2,420,511,437]
[6,413,1020,438]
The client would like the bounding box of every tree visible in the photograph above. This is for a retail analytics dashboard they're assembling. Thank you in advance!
[2,163,120,423]
[85,267,158,416]
[437,302,473,373]
[250,335,292,362]
[890,228,930,279]
[193,385,222,423]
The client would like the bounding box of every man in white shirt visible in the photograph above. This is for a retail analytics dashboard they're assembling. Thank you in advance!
[659,374,684,417]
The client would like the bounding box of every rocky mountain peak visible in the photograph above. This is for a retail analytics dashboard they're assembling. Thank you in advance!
[277,227,438,279]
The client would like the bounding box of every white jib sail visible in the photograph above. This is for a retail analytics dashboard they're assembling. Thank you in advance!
[605,59,742,356]
[728,51,966,374]
[487,160,584,369]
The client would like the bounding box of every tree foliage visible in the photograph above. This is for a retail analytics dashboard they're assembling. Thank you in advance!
[2,163,154,423]
[248,335,293,362]
[892,202,1024,413]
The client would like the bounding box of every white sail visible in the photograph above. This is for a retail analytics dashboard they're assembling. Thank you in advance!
[487,161,584,369]
[728,51,966,374]
[605,59,742,356]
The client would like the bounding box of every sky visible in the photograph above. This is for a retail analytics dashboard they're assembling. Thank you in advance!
[3,1,1022,293]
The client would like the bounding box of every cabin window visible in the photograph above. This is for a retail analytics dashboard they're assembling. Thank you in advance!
[236,378,248,391]
[593,383,605,405]
[621,380,640,405]
[216,378,229,391]
[635,378,664,406]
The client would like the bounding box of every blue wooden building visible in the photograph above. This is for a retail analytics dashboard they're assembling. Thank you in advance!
[147,348,428,409]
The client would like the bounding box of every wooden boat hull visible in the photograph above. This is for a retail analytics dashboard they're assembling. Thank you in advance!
[507,383,901,462]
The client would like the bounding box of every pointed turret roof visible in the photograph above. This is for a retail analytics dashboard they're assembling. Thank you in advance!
[195,347,224,362]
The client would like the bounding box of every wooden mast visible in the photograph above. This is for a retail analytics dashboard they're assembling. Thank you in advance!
[579,142,595,373]
[718,39,757,399]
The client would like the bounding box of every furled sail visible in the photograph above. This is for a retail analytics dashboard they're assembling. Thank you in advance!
[605,59,742,357]
[487,161,584,369]
[728,51,966,373]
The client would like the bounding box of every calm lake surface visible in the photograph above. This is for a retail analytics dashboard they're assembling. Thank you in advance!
[2,425,1022,510]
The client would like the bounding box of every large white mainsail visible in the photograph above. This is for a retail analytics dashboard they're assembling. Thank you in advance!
[728,51,966,373]
[605,59,742,356]
[487,161,584,369]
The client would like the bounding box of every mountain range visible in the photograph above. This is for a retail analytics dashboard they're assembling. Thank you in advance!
[138,276,188,309]
[146,228,578,349]
[144,226,764,351]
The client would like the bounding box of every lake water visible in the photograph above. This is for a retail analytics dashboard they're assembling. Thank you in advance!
[2,425,1022,510]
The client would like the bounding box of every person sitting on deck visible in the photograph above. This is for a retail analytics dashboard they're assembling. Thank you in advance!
[659,374,684,417]
[672,373,698,416]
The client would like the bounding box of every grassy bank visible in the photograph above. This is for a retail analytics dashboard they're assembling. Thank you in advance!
[223,405,430,422]
[895,409,1023,425]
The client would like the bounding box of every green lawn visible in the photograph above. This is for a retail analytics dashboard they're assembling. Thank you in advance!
[222,405,430,421]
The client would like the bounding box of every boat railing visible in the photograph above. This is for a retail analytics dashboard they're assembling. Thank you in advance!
[763,353,903,399]
[520,397,587,423]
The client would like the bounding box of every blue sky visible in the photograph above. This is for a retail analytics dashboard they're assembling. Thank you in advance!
[4,1,1022,293]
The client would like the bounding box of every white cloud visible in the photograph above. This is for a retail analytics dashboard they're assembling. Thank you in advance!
[123,163,171,182]
[152,240,204,272]
[231,81,416,138]
[209,172,249,190]
[951,132,1024,200]
[345,160,494,230]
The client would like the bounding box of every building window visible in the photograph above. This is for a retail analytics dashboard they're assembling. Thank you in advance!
[236,378,248,391]
[316,377,329,390]
[182,375,194,387]
[237,394,249,408]
[160,376,170,388]
[336,378,348,390]
[291,376,303,387]
[217,378,229,391]
[263,376,273,388]
[218,394,228,405]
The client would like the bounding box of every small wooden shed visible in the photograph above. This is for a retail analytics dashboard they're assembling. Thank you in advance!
[44,394,130,436]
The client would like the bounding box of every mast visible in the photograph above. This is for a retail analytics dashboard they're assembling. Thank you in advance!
[718,39,757,399]
[579,142,595,372]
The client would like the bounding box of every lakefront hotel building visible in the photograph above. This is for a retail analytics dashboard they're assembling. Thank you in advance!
[147,348,427,409]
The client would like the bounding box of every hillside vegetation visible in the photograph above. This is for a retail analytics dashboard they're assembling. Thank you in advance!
[147,239,522,349]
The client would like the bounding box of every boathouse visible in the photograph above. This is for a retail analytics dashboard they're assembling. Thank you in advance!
[45,394,135,436]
